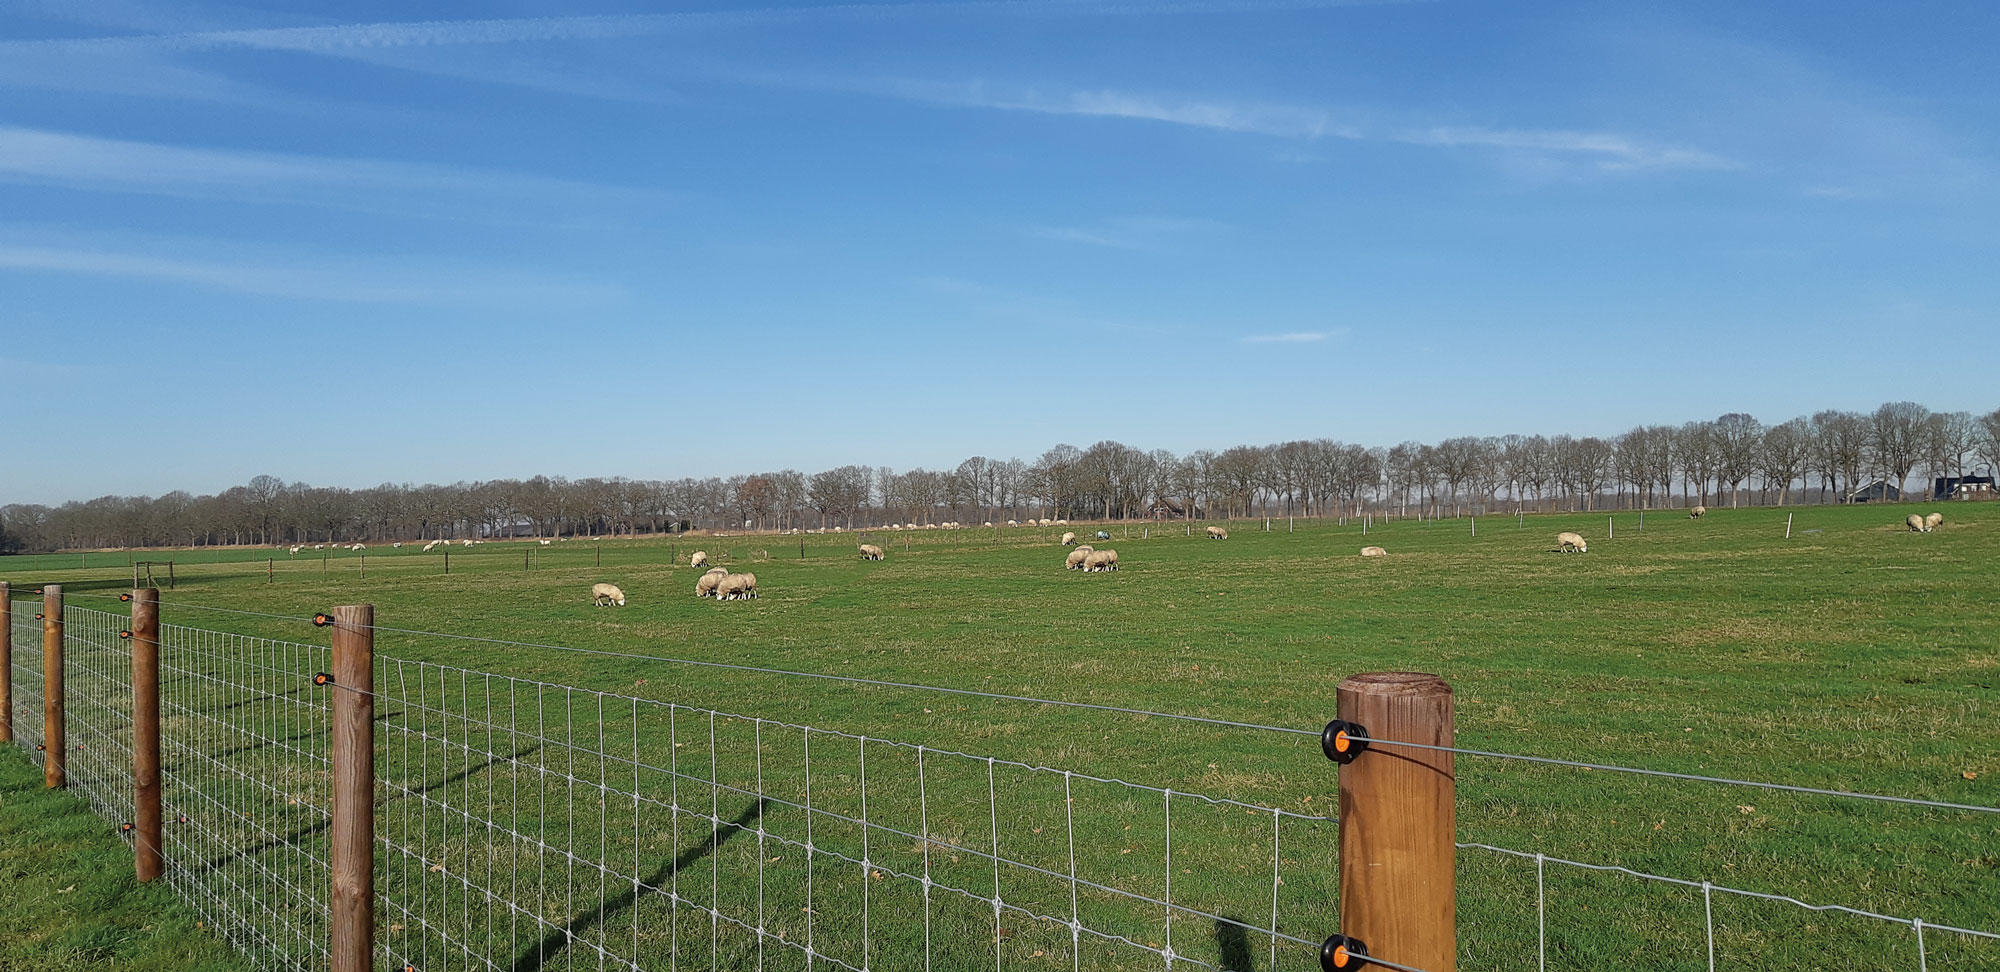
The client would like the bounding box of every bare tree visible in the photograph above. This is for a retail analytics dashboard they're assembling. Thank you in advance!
[1869,401,1931,499]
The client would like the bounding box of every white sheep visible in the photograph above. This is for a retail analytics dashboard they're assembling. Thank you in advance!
[1007,520,1018,527]
[1061,532,1077,546]
[539,539,552,546]
[1925,512,1943,531]
[1065,545,1095,569]
[1083,549,1119,572]
[690,551,709,568]
[1206,526,1228,540]
[591,583,626,607]
[1360,546,1387,557]
[460,539,474,547]
[696,568,728,598]
[392,542,403,548]
[1557,532,1588,553]
[1907,514,1926,532]
[716,572,758,600]
[1689,506,1706,519]
[859,544,885,561]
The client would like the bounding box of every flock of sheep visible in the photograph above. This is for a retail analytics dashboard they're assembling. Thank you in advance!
[585,507,1958,607]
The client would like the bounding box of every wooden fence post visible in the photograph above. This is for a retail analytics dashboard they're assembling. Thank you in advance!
[329,604,375,972]
[43,585,64,789]
[131,588,163,882]
[0,581,11,743]
[1335,672,1455,972]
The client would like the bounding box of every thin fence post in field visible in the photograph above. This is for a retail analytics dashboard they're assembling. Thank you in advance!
[444,549,450,574]
[1786,512,1793,539]
[1608,515,1614,539]
[268,557,273,583]
[43,584,65,789]
[1337,672,1455,972]
[329,604,376,972]
[131,587,163,882]
[0,581,10,743]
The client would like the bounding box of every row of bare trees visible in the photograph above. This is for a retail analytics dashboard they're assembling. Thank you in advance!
[4,402,1995,552]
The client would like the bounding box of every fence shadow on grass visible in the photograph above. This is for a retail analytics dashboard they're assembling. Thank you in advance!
[198,742,543,871]
[509,798,769,972]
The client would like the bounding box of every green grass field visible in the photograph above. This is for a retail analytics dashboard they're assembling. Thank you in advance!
[0,747,252,972]
[2,503,1995,971]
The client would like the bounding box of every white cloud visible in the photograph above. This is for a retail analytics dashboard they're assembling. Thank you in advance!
[1241,331,1334,343]
[0,233,618,306]
[0,125,659,221]
[1397,126,1738,171]
[1023,216,1225,250]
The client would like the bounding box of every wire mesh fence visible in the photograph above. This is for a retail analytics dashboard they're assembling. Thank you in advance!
[1,595,1995,972]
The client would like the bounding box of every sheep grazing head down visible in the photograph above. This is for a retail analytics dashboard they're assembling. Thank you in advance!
[1557,532,1587,553]
[691,551,709,568]
[591,583,626,607]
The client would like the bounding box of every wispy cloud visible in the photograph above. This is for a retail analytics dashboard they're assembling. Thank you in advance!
[0,229,620,306]
[1023,216,1226,250]
[1396,126,1738,171]
[0,125,660,222]
[1241,331,1335,343]
[707,66,1728,172]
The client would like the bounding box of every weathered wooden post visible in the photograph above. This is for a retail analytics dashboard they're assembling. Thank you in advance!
[43,584,64,789]
[131,588,163,882]
[328,604,375,972]
[1330,672,1455,972]
[0,581,11,743]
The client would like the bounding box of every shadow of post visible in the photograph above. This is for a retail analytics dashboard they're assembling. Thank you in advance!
[1216,915,1253,972]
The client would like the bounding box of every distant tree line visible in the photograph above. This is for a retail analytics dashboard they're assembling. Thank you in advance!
[4,402,1997,552]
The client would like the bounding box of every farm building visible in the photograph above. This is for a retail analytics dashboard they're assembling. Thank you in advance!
[1846,480,1902,503]
[1933,474,1997,500]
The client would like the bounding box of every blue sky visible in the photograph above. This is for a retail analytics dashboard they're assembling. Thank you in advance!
[1,0,1995,504]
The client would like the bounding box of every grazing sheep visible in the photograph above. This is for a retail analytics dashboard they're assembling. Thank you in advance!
[716,572,759,600]
[1689,506,1706,519]
[1557,532,1588,553]
[1007,520,1019,527]
[1061,531,1077,546]
[1925,512,1943,531]
[392,542,403,548]
[1206,526,1228,540]
[539,539,552,546]
[590,583,626,607]
[984,521,994,528]
[1039,518,1052,526]
[691,551,709,568]
[1361,546,1387,557]
[460,539,474,547]
[289,545,303,554]
[859,544,884,561]
[1064,545,1094,569]
[695,569,728,598]
[1083,549,1119,572]
[1907,514,1926,532]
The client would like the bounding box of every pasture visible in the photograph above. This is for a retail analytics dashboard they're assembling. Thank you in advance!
[3,504,1996,971]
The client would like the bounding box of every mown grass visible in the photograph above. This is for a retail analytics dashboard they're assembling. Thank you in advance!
[0,747,251,972]
[2,504,1996,971]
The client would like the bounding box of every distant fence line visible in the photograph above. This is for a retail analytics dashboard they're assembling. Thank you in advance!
[1,584,1994,972]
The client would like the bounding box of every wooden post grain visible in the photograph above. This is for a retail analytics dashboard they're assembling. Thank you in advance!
[43,585,64,789]
[0,581,11,743]
[329,604,375,972]
[131,588,163,882]
[1337,672,1455,972]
